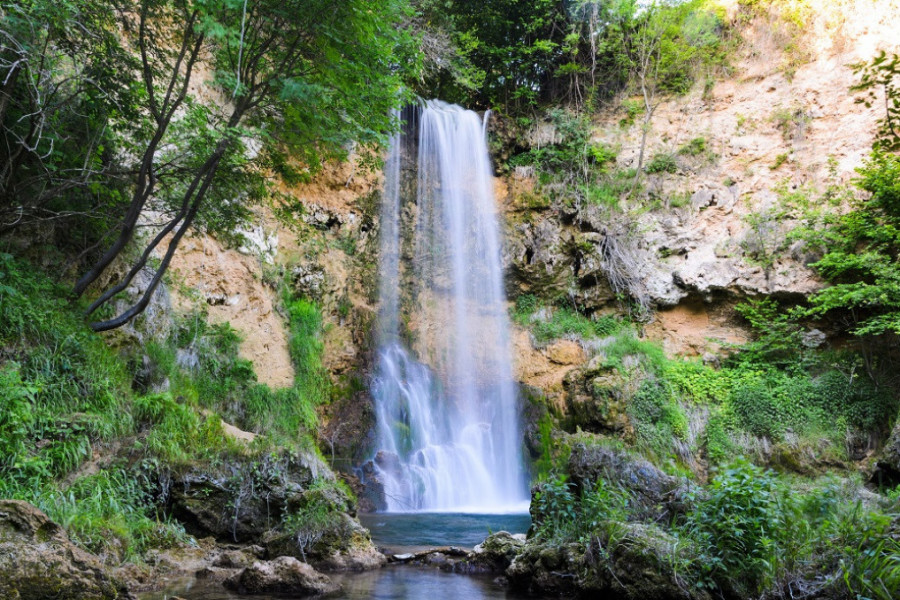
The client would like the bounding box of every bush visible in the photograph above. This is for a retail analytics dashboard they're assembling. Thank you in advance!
[684,459,786,592]
[513,295,622,344]
[646,152,678,174]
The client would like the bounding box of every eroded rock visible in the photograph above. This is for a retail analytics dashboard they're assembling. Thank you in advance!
[0,500,134,600]
[224,557,339,596]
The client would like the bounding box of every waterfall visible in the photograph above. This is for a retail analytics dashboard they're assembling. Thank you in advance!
[370,100,528,513]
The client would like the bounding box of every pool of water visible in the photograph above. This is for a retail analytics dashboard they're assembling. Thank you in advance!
[359,512,532,551]
[139,567,529,600]
[137,513,533,600]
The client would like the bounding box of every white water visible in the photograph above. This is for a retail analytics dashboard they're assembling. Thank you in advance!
[371,101,528,513]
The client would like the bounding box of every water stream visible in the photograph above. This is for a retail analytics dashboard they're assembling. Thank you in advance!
[370,100,528,512]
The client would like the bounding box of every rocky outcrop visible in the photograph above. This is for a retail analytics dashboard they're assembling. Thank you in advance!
[507,524,710,600]
[166,450,381,571]
[224,557,339,596]
[563,358,631,434]
[0,500,134,600]
[872,421,900,486]
[467,531,526,572]
[565,442,689,521]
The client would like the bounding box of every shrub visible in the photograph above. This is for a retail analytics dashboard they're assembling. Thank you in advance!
[646,152,679,174]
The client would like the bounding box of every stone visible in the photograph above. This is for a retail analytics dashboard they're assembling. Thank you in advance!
[563,366,630,434]
[801,328,826,349]
[0,500,135,600]
[565,442,683,521]
[873,421,900,486]
[224,557,339,596]
[544,339,585,365]
[469,531,526,571]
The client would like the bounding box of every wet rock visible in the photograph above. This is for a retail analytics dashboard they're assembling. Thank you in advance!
[506,542,583,597]
[0,500,134,600]
[468,531,526,572]
[224,557,339,596]
[167,452,322,543]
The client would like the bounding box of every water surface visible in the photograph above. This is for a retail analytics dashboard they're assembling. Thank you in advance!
[140,568,527,600]
[359,511,531,551]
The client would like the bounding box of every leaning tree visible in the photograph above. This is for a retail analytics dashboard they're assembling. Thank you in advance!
[72,0,415,330]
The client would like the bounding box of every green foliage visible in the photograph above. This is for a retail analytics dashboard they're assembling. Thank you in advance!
[0,255,131,488]
[281,477,351,559]
[513,294,622,344]
[146,292,328,451]
[804,151,900,336]
[0,0,136,238]
[771,152,789,170]
[733,298,804,366]
[421,0,727,113]
[532,473,630,543]
[678,137,709,157]
[851,50,900,152]
[601,330,668,375]
[646,152,678,174]
[13,470,189,562]
[684,459,784,592]
[741,206,790,274]
[627,378,688,462]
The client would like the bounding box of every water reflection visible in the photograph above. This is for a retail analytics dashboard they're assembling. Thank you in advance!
[359,512,531,550]
[139,566,526,600]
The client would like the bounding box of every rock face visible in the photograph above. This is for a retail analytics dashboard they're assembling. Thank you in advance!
[566,442,684,520]
[507,443,707,599]
[563,359,630,433]
[167,450,382,570]
[0,500,134,600]
[224,557,339,596]
[873,421,900,486]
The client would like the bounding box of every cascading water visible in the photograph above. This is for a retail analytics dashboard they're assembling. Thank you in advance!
[370,100,528,512]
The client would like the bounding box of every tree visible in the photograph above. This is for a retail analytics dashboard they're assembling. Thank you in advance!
[71,0,416,331]
[622,0,723,182]
[806,151,900,338]
[0,1,137,237]
[851,50,900,152]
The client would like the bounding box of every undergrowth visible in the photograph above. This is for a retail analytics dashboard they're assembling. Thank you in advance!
[0,254,330,563]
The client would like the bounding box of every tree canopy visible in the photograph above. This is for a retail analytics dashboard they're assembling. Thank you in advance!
[1,0,418,329]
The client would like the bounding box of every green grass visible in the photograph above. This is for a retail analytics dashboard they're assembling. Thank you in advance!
[513,294,622,344]
[0,254,332,563]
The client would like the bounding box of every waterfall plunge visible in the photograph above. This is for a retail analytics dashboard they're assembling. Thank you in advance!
[371,101,528,513]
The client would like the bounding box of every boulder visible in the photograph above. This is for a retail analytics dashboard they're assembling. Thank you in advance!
[467,531,526,572]
[168,451,328,543]
[264,512,385,572]
[507,524,710,600]
[0,500,134,600]
[506,542,583,597]
[566,442,684,521]
[563,364,630,434]
[224,557,339,596]
[582,523,710,600]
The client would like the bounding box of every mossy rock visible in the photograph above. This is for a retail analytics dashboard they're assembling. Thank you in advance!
[0,500,134,600]
[563,365,630,433]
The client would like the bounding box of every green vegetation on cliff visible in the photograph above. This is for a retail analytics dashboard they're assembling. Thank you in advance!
[0,253,340,562]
